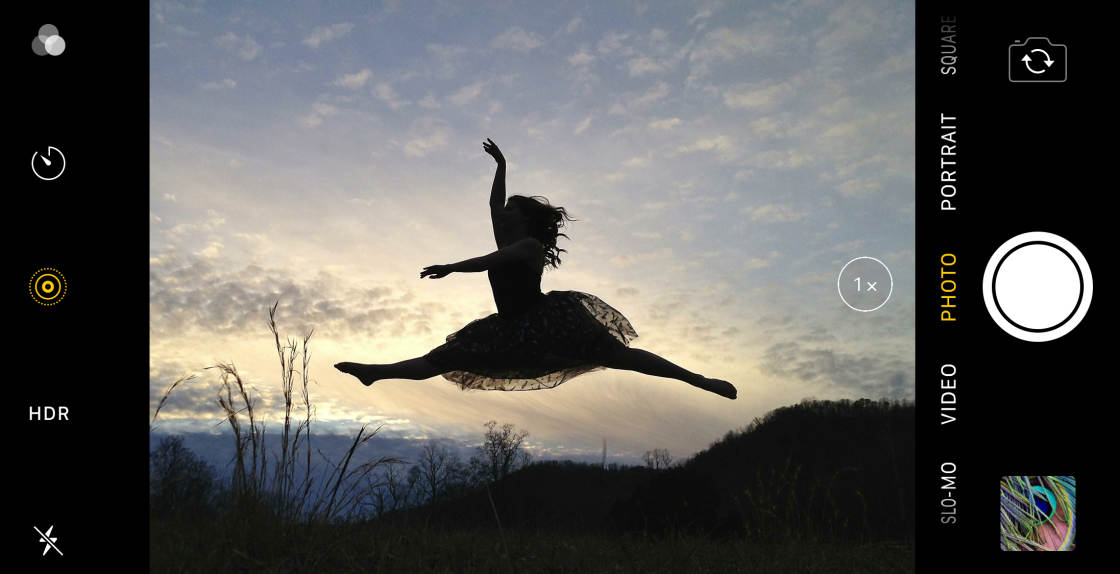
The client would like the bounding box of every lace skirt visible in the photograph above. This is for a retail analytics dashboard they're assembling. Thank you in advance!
[423,290,638,391]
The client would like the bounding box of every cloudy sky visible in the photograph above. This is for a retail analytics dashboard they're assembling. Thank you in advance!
[150,0,915,464]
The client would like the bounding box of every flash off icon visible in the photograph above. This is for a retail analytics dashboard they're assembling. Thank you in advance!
[1009,37,1067,82]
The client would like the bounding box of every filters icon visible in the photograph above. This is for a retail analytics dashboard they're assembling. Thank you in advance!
[32,24,66,57]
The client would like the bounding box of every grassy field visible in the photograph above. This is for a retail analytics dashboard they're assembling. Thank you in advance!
[151,305,914,573]
[151,517,914,574]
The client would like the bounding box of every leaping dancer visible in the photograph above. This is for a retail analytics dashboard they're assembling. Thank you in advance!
[336,139,736,399]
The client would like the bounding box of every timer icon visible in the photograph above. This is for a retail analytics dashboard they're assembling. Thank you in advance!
[32,146,66,181]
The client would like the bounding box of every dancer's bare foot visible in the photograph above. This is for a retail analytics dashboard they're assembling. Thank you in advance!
[696,377,737,399]
[335,362,378,386]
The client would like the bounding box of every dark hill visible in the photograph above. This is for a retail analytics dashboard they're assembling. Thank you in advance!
[388,398,915,543]
[616,398,914,541]
[388,460,659,534]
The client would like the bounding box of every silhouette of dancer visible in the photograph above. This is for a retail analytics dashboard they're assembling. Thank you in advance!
[336,139,736,399]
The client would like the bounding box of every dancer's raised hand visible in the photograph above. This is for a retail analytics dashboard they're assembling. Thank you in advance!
[421,264,454,279]
[483,138,505,164]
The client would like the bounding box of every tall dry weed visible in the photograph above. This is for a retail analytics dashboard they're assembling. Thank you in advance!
[150,301,399,523]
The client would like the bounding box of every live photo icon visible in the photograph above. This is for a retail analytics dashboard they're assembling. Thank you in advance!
[1009,37,1067,82]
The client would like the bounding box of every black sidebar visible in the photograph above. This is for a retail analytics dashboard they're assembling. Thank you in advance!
[918,2,1102,570]
[13,7,148,571]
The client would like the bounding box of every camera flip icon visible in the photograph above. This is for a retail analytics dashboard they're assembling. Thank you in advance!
[1009,37,1067,82]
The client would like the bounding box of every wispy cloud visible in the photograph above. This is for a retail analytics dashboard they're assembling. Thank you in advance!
[723,81,797,110]
[568,48,595,67]
[333,68,372,89]
[214,32,261,62]
[597,31,630,55]
[689,6,715,30]
[610,247,674,268]
[303,23,354,48]
[161,209,227,240]
[201,78,237,91]
[612,81,670,115]
[692,26,779,62]
[675,134,736,159]
[648,117,681,131]
[373,82,410,109]
[492,27,544,52]
[448,80,486,107]
[402,117,452,157]
[835,177,884,198]
[562,15,583,35]
[195,241,224,259]
[148,255,434,340]
[761,340,911,399]
[627,55,671,77]
[740,203,807,223]
[427,43,468,78]
[573,116,592,135]
[299,100,339,128]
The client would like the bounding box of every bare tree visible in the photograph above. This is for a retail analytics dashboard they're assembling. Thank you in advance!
[414,440,464,503]
[150,436,218,518]
[470,420,531,484]
[370,460,418,516]
[643,448,673,470]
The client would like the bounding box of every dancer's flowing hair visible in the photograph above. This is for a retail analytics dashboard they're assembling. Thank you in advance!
[505,195,575,270]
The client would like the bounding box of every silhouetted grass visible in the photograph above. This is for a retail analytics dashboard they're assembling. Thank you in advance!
[150,306,914,573]
[150,518,913,573]
[150,302,399,566]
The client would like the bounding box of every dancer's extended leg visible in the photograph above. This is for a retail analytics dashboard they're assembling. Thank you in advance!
[335,357,446,386]
[602,347,737,399]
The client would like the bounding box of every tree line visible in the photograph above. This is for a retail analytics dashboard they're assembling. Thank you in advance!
[150,419,538,521]
[364,420,533,516]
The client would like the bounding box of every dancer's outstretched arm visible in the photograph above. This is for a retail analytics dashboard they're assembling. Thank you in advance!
[421,237,541,278]
[485,139,507,245]
[485,138,506,209]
